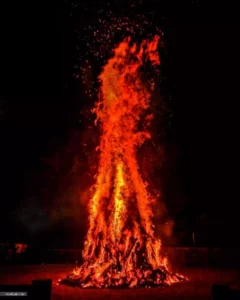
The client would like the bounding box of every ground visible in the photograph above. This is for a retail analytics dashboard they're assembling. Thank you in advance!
[0,264,240,299]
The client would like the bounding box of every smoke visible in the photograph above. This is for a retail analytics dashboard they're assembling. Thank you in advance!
[138,136,176,246]
[155,219,176,246]
[17,196,50,234]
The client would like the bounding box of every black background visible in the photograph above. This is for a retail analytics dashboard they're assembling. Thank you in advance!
[0,0,237,247]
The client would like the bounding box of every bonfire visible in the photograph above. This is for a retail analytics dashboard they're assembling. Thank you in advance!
[60,35,185,288]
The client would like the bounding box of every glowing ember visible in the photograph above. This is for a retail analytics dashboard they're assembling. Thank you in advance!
[61,35,185,288]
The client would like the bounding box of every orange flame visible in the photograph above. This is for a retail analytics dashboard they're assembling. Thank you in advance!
[62,35,185,288]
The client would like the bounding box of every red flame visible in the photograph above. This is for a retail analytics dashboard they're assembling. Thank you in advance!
[61,35,185,288]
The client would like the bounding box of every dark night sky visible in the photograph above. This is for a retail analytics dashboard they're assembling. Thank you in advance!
[0,0,237,247]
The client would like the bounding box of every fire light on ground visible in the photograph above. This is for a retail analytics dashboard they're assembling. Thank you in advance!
[60,35,186,288]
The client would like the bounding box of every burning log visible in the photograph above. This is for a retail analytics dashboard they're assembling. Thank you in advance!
[123,238,138,263]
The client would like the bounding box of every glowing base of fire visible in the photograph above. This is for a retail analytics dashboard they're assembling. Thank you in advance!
[59,232,187,288]
[60,262,186,288]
